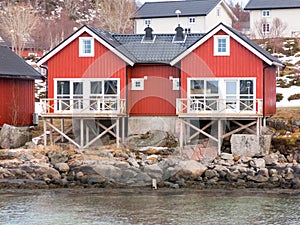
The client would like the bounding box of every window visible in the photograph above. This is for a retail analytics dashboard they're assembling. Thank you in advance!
[184,28,191,34]
[217,7,221,17]
[79,37,94,57]
[189,79,219,111]
[131,78,145,90]
[189,17,196,24]
[144,19,151,26]
[54,79,119,112]
[188,78,256,112]
[262,23,270,33]
[172,78,180,90]
[262,10,270,17]
[214,35,230,56]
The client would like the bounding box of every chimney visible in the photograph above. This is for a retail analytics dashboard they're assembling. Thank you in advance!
[174,25,184,42]
[144,26,154,41]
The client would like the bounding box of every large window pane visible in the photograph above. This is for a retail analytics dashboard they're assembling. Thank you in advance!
[206,80,218,94]
[240,80,253,95]
[104,80,118,94]
[91,81,102,94]
[190,80,204,94]
[57,81,70,95]
[73,82,83,95]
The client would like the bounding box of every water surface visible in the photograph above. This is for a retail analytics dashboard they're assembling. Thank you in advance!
[0,188,299,225]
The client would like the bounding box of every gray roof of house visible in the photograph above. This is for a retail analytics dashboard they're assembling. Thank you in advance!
[131,0,222,19]
[88,25,203,63]
[0,45,43,79]
[245,0,300,10]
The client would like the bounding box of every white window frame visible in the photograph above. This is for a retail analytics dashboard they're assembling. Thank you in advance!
[262,23,270,33]
[79,37,94,57]
[54,78,120,112]
[144,19,151,26]
[131,78,145,90]
[216,7,221,17]
[214,35,230,56]
[187,78,256,112]
[262,10,270,17]
[189,17,196,24]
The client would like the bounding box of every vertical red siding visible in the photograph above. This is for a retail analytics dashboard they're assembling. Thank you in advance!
[181,30,264,99]
[0,78,34,126]
[128,65,179,116]
[263,66,277,116]
[47,32,127,99]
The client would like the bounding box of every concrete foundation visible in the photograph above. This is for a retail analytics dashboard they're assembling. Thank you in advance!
[128,116,180,136]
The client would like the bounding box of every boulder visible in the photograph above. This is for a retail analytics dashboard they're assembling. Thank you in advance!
[264,153,279,166]
[231,134,271,157]
[55,163,70,173]
[174,160,207,179]
[0,124,32,149]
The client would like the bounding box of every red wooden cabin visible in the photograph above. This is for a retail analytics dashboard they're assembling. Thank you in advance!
[0,46,43,127]
[37,23,284,151]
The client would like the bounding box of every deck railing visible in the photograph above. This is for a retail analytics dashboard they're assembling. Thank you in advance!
[176,98,263,116]
[40,98,126,115]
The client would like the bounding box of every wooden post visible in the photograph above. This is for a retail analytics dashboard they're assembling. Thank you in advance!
[116,118,120,148]
[80,119,84,148]
[218,119,223,155]
[43,118,47,147]
[61,119,64,142]
[50,118,53,144]
[122,117,125,142]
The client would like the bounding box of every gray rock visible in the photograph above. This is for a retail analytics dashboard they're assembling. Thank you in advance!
[204,169,219,179]
[220,153,234,160]
[127,157,140,168]
[231,134,271,157]
[55,163,70,173]
[0,124,32,149]
[174,160,207,180]
[249,158,266,169]
[264,153,279,166]
[144,164,163,181]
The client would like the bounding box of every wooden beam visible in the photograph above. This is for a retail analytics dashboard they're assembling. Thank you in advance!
[83,122,117,148]
[232,120,256,134]
[47,121,81,148]
[95,121,116,138]
[188,120,215,142]
[181,119,218,143]
[223,120,257,139]
[43,118,47,147]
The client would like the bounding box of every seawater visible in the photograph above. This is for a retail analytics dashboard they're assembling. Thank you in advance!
[0,189,299,225]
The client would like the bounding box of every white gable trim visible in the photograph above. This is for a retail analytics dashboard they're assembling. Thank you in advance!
[37,26,134,66]
[170,23,277,66]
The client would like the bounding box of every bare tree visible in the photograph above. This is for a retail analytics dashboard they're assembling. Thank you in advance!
[269,18,287,53]
[94,0,137,34]
[253,18,269,40]
[0,1,39,56]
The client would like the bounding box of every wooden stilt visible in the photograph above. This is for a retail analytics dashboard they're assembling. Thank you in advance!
[61,119,64,142]
[50,118,53,144]
[116,118,120,148]
[43,118,47,147]
[80,119,84,148]
[218,119,223,154]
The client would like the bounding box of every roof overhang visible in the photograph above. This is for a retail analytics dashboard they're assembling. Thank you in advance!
[37,26,135,67]
[170,23,284,67]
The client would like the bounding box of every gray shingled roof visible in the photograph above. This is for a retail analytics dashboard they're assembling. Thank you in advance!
[131,0,222,19]
[245,0,300,10]
[0,45,43,79]
[88,25,203,63]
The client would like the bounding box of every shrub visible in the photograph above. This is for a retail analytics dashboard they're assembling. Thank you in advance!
[288,93,300,101]
[277,79,292,88]
[276,93,284,102]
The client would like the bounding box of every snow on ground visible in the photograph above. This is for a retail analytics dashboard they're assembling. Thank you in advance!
[276,86,300,107]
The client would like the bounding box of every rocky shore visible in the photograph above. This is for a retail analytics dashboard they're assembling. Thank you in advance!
[0,144,299,189]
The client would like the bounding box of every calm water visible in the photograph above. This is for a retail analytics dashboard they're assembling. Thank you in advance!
[0,188,299,225]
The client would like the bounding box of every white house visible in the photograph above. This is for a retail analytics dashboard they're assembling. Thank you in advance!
[245,0,300,38]
[131,0,237,34]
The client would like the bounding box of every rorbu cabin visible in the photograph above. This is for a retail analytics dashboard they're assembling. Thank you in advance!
[37,23,284,152]
[0,46,43,127]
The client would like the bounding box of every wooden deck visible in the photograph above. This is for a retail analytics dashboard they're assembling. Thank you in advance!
[176,98,263,118]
